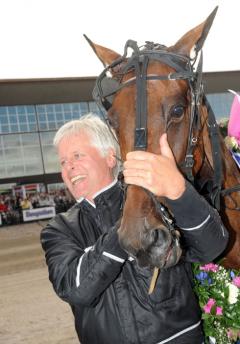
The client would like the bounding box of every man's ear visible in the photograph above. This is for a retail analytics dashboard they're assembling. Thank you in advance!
[106,148,117,169]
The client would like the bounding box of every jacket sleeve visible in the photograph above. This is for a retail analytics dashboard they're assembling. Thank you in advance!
[166,181,229,263]
[40,209,128,308]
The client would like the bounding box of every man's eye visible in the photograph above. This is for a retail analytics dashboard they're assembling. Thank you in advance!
[60,160,66,166]
[74,153,81,160]
[74,153,85,160]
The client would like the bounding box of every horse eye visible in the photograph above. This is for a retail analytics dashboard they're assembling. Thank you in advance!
[171,105,184,118]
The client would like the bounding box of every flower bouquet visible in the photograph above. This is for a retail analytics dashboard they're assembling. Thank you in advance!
[219,120,240,169]
[193,263,240,344]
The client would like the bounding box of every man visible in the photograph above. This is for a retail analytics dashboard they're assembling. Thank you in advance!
[41,113,228,344]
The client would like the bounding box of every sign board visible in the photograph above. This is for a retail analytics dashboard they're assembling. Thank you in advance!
[22,207,56,222]
[12,183,45,198]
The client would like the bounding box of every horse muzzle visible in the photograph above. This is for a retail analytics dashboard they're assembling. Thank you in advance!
[119,224,182,269]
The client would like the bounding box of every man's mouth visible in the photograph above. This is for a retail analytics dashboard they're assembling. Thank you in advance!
[71,175,86,185]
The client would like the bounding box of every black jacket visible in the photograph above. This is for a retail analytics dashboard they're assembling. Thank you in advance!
[41,181,228,344]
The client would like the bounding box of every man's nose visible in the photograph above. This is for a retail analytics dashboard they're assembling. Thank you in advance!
[65,159,75,170]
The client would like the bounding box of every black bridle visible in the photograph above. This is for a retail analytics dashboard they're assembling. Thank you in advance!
[93,39,240,213]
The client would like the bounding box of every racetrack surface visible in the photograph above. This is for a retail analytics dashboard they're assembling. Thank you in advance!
[0,221,79,344]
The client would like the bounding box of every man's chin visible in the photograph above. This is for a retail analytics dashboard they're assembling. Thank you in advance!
[71,184,86,199]
[72,191,84,201]
[72,190,91,202]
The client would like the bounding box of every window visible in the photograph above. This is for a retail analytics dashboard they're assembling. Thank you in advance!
[19,114,27,123]
[40,131,60,173]
[17,106,27,114]
[8,107,17,115]
[4,147,22,160]
[206,92,236,120]
[2,135,21,148]
[0,101,100,180]
[9,115,17,124]
[0,115,8,124]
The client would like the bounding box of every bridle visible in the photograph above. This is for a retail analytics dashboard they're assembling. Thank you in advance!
[92,40,200,262]
[92,39,240,216]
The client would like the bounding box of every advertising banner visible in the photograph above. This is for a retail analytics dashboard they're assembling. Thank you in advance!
[22,207,56,222]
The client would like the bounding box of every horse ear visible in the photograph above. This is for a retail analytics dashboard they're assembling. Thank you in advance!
[83,34,121,68]
[169,6,218,57]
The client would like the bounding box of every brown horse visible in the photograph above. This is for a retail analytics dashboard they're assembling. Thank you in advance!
[85,7,240,271]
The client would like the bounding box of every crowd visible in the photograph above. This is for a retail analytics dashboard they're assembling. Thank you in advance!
[0,189,75,226]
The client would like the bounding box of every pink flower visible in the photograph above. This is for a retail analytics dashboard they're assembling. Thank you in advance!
[216,306,223,315]
[232,276,240,288]
[200,263,219,272]
[227,328,240,339]
[228,92,240,146]
[203,298,216,313]
[227,329,233,338]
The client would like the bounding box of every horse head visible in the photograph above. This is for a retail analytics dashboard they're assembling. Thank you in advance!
[85,8,219,269]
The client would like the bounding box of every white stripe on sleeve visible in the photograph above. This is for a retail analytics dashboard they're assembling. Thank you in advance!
[181,214,210,231]
[102,251,125,263]
[76,246,93,287]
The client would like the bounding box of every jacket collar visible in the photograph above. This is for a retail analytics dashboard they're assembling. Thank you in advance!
[77,178,120,208]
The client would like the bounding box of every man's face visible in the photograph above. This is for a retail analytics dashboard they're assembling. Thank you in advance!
[58,132,115,201]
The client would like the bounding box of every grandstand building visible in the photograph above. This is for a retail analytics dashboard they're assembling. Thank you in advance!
[0,72,239,193]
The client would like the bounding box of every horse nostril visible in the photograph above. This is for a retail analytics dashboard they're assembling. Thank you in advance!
[152,228,170,246]
[152,229,159,242]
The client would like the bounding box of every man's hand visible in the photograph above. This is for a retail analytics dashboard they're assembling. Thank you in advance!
[123,133,186,200]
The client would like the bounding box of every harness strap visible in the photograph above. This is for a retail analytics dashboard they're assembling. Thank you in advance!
[97,71,195,102]
[181,54,203,182]
[221,185,240,197]
[135,55,148,149]
[204,95,223,210]
[220,184,240,211]
[145,189,176,232]
[138,50,190,72]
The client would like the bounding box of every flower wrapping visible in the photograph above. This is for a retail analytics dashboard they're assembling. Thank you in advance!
[218,90,240,170]
[228,90,240,146]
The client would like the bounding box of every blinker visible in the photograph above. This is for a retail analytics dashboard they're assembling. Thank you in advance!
[92,76,120,110]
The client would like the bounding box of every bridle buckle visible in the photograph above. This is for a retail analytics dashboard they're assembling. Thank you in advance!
[185,154,194,168]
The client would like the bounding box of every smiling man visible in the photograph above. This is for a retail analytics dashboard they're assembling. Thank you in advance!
[41,113,228,344]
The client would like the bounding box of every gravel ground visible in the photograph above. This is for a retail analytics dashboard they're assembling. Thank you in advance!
[0,221,79,344]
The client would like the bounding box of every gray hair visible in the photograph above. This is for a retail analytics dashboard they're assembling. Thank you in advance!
[53,113,121,178]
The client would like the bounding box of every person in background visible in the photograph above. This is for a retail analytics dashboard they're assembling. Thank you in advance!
[30,193,40,209]
[0,197,8,213]
[41,113,228,344]
[20,197,32,210]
